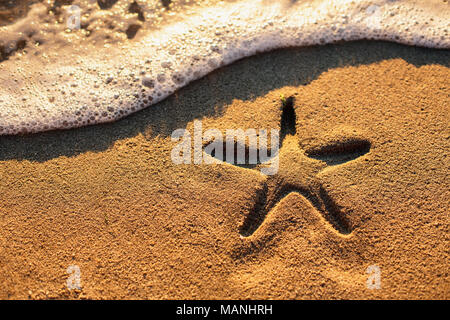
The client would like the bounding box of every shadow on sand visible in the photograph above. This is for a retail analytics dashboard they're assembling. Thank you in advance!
[0,41,448,162]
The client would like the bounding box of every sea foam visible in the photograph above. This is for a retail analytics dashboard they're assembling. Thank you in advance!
[0,0,448,135]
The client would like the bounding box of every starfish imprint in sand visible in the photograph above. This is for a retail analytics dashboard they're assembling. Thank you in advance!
[204,96,371,237]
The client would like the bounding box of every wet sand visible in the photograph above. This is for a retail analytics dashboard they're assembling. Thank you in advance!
[0,41,449,299]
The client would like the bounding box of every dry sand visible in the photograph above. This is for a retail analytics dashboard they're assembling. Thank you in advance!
[0,41,449,299]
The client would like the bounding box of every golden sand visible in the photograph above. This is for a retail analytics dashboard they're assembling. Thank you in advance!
[0,41,448,299]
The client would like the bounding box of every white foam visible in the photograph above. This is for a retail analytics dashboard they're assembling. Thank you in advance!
[0,0,448,135]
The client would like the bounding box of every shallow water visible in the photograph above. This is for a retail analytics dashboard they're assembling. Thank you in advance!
[0,0,448,135]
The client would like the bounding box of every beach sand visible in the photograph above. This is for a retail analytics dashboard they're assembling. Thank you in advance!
[0,41,449,299]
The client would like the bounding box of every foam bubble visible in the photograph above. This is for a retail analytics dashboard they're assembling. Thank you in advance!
[0,0,448,135]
